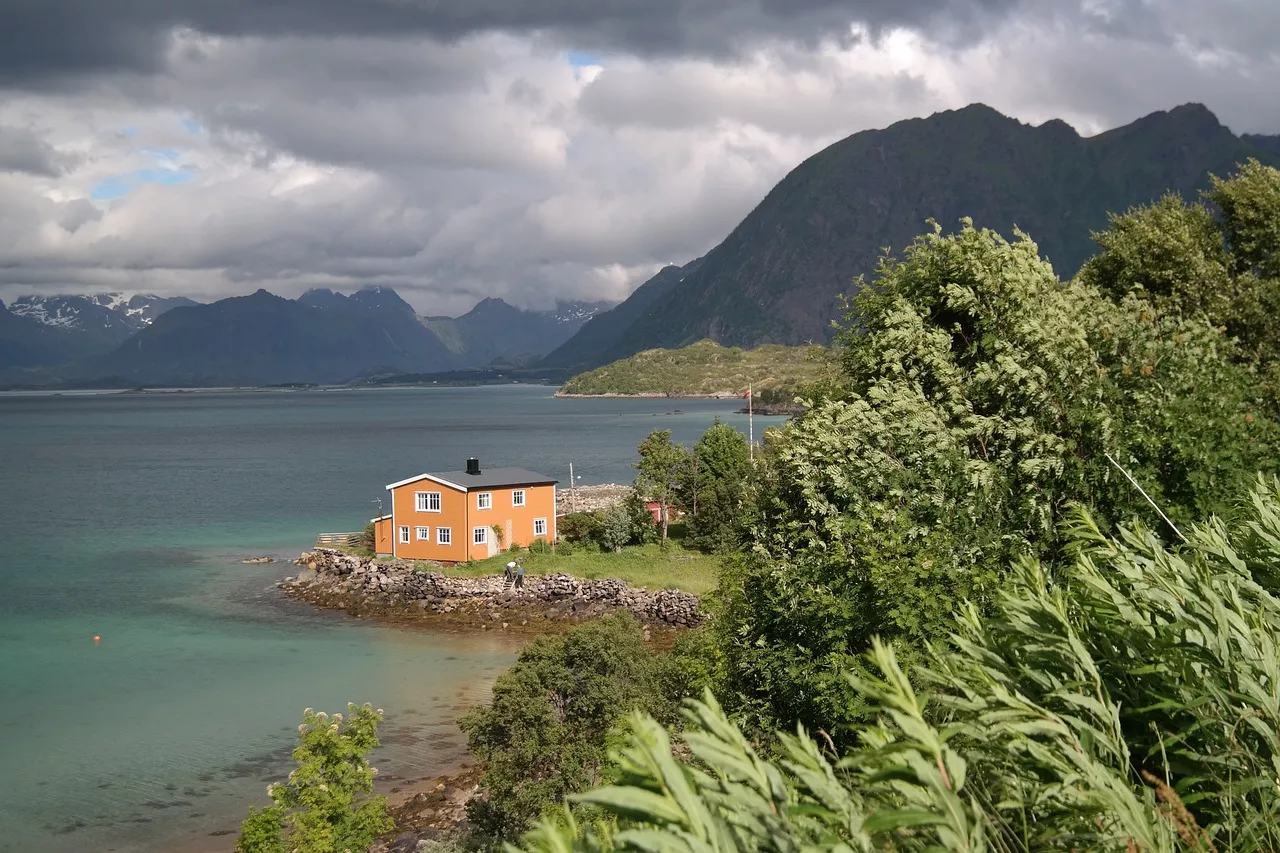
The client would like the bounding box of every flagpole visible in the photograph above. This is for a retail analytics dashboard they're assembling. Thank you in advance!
[748,384,753,461]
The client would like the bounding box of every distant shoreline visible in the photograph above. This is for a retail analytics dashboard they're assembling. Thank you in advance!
[553,390,745,399]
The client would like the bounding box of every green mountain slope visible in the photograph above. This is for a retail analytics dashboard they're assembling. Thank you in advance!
[558,339,826,397]
[556,103,1280,368]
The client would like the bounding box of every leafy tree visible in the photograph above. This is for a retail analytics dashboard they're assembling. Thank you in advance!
[684,419,752,553]
[558,511,603,546]
[634,430,691,543]
[599,506,631,554]
[1083,161,1280,403]
[521,480,1280,852]
[237,703,392,853]
[459,615,677,842]
[716,219,1277,735]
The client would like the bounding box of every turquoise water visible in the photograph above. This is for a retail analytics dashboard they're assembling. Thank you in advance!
[0,385,773,852]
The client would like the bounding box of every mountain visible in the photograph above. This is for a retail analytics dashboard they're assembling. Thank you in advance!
[1,291,202,368]
[540,260,703,369]
[549,103,1280,369]
[422,297,615,367]
[86,289,455,385]
[1243,134,1280,156]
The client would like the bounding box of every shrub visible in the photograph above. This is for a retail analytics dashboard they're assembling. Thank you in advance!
[522,478,1280,852]
[459,615,677,842]
[237,703,392,853]
[361,522,376,552]
[599,506,632,554]
[559,511,604,546]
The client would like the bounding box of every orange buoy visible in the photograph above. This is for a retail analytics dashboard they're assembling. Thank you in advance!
[93,635,101,643]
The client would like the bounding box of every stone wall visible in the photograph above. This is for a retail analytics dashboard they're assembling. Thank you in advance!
[284,549,703,629]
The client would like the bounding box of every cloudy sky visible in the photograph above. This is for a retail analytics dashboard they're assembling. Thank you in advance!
[0,0,1276,316]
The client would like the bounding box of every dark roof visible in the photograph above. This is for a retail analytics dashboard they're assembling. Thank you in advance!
[428,467,558,490]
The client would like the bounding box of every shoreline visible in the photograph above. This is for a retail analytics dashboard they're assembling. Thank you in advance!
[553,390,745,399]
[279,549,703,642]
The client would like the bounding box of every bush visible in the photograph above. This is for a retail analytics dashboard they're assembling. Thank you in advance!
[558,511,604,546]
[523,478,1280,852]
[599,506,631,553]
[459,615,677,842]
[361,522,376,552]
[528,538,554,555]
[237,703,392,853]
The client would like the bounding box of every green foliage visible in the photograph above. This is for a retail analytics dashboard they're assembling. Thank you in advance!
[683,419,752,554]
[635,430,692,543]
[237,703,392,853]
[717,218,1278,734]
[459,615,678,842]
[1084,160,1280,404]
[559,339,827,397]
[599,506,632,554]
[558,512,604,546]
[361,522,376,552]
[521,484,1280,852]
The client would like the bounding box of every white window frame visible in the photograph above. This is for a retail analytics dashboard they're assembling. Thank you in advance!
[473,526,488,545]
[415,526,430,541]
[398,526,410,544]
[534,517,547,537]
[416,491,441,513]
[512,489,526,507]
[437,527,452,545]
[476,492,492,510]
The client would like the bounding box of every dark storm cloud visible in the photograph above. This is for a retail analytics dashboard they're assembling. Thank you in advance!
[0,0,1022,85]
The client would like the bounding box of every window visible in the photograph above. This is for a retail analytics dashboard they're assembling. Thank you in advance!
[512,489,526,507]
[415,526,429,541]
[534,518,547,537]
[398,526,410,544]
[416,491,441,512]
[477,492,492,510]
[437,527,451,545]
[473,526,488,545]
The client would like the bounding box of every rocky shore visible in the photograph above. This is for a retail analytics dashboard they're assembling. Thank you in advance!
[280,549,704,632]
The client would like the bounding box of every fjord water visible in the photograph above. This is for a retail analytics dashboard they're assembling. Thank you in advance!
[0,385,765,852]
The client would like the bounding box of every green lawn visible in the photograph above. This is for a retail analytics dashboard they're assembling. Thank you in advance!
[416,534,722,595]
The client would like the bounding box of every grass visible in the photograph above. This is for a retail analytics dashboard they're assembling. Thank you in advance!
[558,339,829,397]
[411,528,722,595]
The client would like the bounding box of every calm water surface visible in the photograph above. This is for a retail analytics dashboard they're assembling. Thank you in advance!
[0,385,774,852]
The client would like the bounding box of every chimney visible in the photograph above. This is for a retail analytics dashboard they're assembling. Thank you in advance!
[466,457,481,475]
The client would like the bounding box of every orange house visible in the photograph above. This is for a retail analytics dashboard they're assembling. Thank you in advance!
[373,457,557,563]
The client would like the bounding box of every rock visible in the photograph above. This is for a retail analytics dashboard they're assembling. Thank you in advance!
[241,556,274,564]
[387,831,420,853]
[295,568,318,585]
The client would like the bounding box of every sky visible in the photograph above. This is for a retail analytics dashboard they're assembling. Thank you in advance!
[0,0,1276,316]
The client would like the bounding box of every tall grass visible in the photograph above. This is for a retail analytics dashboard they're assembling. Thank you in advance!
[520,475,1280,852]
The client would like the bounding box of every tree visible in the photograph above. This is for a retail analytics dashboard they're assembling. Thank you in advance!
[599,506,631,553]
[715,219,1277,735]
[634,430,690,543]
[237,704,392,853]
[459,615,676,841]
[522,479,1280,853]
[684,419,751,553]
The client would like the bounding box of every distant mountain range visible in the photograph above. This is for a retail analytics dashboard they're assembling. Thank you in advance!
[0,286,613,387]
[546,103,1280,370]
[4,101,1278,387]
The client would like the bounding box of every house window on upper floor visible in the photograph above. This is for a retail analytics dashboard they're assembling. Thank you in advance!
[416,526,430,541]
[473,526,488,545]
[398,526,410,544]
[438,527,452,545]
[416,491,441,512]
[534,518,547,537]
[512,489,526,507]
[477,492,492,510]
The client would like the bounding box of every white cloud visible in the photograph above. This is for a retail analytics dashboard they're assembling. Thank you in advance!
[0,1,1276,315]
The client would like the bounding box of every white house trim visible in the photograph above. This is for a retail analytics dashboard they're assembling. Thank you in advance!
[385,472,467,492]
